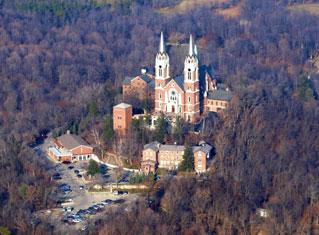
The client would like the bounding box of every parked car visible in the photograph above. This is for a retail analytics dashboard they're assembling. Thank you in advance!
[74,169,80,174]
[68,165,74,170]
[79,185,85,190]
[62,161,71,165]
[77,174,82,178]
[112,190,119,195]
[97,203,105,208]
[102,199,113,205]
[52,175,62,180]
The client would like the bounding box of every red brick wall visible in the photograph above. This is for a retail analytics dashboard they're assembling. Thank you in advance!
[113,105,132,135]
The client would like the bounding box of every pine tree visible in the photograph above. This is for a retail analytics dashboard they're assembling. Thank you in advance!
[87,160,100,176]
[154,114,167,143]
[179,144,194,172]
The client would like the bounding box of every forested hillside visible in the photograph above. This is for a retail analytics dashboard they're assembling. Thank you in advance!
[0,0,318,234]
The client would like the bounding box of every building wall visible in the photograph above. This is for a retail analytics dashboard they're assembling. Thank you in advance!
[47,149,72,162]
[141,163,156,175]
[123,77,154,103]
[204,99,229,113]
[142,149,157,162]
[113,105,132,135]
[158,150,184,170]
[194,151,207,173]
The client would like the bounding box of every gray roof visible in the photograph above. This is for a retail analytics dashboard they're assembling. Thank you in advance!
[57,134,90,150]
[123,74,153,85]
[114,103,132,109]
[144,141,160,151]
[149,80,155,89]
[123,76,133,85]
[207,89,232,101]
[159,144,185,152]
[193,143,212,154]
[140,74,152,83]
[172,75,185,90]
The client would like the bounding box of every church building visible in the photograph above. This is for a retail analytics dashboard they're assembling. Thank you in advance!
[121,32,232,124]
[154,33,201,123]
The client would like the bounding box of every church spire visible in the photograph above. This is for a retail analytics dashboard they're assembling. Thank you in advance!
[189,34,194,56]
[194,44,198,56]
[159,31,165,53]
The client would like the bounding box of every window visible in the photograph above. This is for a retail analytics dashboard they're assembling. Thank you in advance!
[159,93,162,99]
[159,65,162,77]
[188,70,191,80]
[118,116,122,120]
[188,96,191,103]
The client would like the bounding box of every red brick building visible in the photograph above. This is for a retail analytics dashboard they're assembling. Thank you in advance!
[123,70,155,106]
[47,131,93,162]
[113,103,133,136]
[140,141,212,174]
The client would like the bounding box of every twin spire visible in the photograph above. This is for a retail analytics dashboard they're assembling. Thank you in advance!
[159,32,197,57]
[160,31,165,53]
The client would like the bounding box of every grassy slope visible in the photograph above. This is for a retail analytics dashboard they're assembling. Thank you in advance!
[157,0,229,14]
[288,3,319,16]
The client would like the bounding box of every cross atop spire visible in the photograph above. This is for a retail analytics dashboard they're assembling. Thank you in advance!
[189,34,194,56]
[159,31,165,53]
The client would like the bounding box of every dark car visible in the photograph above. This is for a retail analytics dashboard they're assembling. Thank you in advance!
[62,161,71,165]
[52,175,62,180]
[68,165,74,170]
[74,169,80,174]
[77,174,82,178]
[53,173,61,177]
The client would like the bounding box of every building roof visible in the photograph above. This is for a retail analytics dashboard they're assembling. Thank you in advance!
[159,144,185,152]
[149,80,155,89]
[192,143,212,155]
[144,141,160,151]
[114,103,132,109]
[123,76,133,85]
[207,89,232,101]
[48,146,72,157]
[123,74,154,86]
[172,75,185,91]
[57,134,90,150]
[140,74,153,84]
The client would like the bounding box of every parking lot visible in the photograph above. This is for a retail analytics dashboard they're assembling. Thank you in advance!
[33,142,139,233]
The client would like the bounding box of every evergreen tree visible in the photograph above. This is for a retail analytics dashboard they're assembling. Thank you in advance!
[103,115,114,143]
[173,116,185,144]
[154,114,167,143]
[87,160,100,176]
[179,144,194,172]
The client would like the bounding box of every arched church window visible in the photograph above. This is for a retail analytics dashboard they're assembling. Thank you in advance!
[188,96,191,103]
[188,69,191,80]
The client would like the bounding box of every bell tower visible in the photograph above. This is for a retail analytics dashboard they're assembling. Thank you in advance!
[155,32,170,113]
[184,35,200,123]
